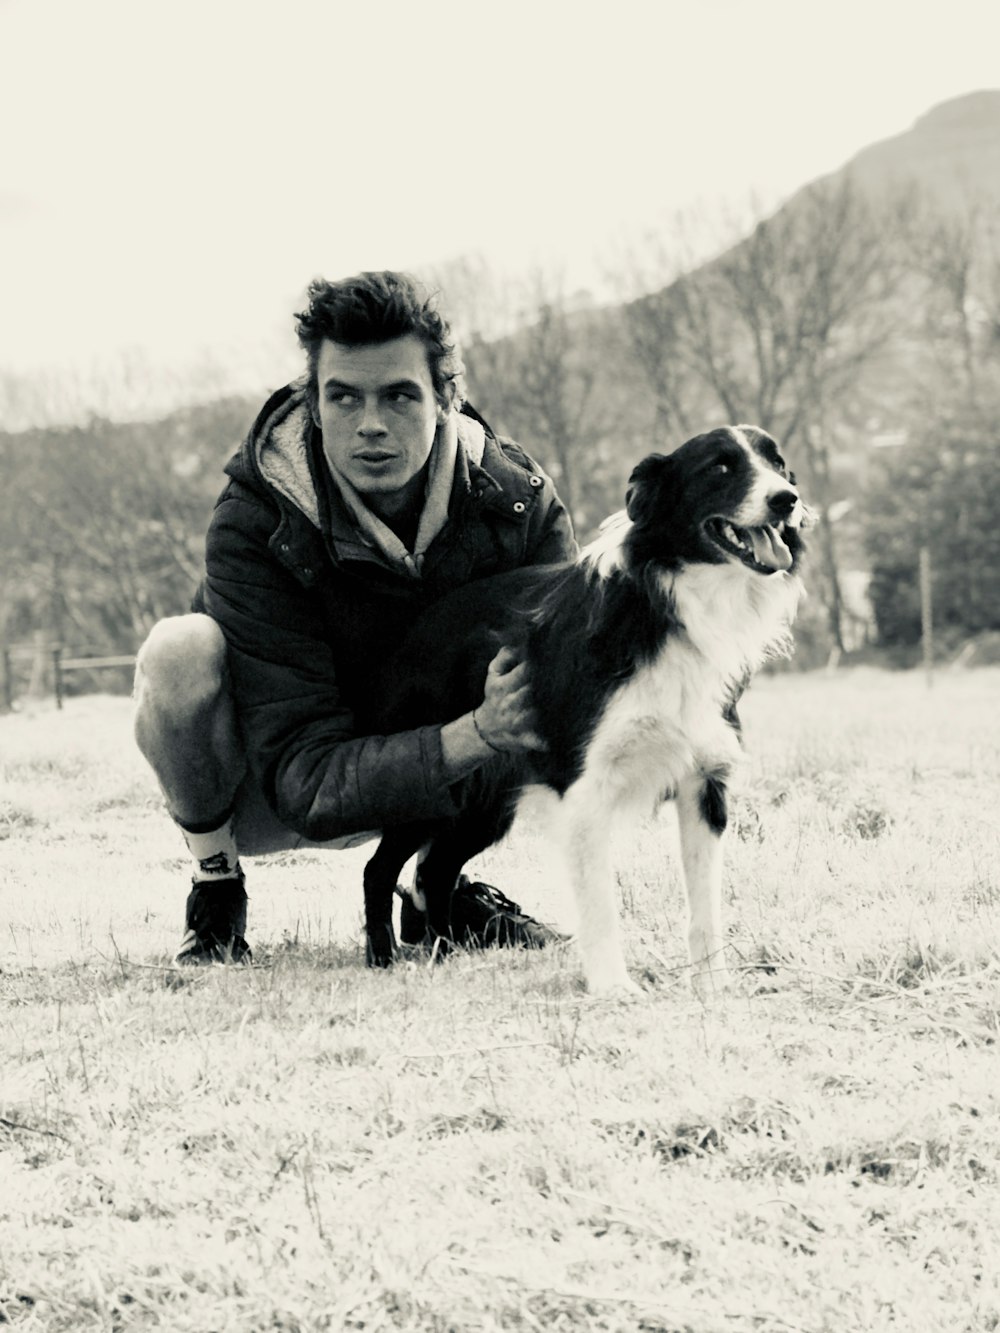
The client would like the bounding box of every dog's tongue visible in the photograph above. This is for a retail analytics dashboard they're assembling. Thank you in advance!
[747,524,792,571]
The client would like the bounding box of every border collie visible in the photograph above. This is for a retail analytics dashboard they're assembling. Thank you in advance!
[363,425,806,995]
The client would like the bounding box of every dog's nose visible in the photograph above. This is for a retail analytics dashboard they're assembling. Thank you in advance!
[768,490,799,520]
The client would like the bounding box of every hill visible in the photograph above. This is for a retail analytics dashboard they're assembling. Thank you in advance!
[826,89,1000,205]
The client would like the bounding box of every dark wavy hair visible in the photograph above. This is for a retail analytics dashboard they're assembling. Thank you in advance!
[295,271,465,413]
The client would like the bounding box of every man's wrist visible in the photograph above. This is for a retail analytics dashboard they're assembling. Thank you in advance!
[472,708,509,755]
[439,712,494,779]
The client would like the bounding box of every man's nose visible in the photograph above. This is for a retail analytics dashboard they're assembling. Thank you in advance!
[357,401,387,436]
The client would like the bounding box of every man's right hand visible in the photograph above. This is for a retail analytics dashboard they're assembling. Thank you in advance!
[472,646,546,754]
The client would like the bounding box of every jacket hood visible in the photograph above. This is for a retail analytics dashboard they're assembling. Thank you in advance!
[248,378,488,531]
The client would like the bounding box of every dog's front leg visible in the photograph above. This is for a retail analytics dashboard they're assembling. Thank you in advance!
[676,773,732,997]
[562,783,639,996]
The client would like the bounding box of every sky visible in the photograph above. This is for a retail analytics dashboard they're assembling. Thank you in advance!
[2,0,1000,424]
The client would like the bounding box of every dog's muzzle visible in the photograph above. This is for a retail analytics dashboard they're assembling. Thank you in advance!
[704,517,795,573]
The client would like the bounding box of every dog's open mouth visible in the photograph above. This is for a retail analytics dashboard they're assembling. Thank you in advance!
[704,518,793,574]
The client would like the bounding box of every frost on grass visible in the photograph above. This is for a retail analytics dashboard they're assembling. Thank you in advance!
[1,676,999,1331]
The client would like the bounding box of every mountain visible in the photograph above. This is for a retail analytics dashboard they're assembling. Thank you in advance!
[824,89,1000,205]
[502,89,1000,545]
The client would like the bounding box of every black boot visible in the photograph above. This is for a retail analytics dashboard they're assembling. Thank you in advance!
[176,873,252,965]
[400,875,565,951]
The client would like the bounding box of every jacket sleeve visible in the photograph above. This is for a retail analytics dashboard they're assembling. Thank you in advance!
[202,485,461,841]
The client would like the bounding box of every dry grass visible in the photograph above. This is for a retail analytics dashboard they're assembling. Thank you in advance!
[1,669,999,1332]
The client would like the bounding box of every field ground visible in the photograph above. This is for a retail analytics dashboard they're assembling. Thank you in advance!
[2,669,1000,1332]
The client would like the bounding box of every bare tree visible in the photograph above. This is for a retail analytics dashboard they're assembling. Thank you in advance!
[428,261,613,533]
[423,254,524,426]
[500,273,591,520]
[1,400,241,655]
[899,188,1000,407]
[616,178,904,651]
[611,217,709,443]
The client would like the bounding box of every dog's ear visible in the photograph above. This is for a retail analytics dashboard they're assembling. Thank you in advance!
[626,453,672,522]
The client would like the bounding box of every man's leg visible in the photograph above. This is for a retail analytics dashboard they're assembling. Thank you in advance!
[134,613,251,964]
[134,614,564,965]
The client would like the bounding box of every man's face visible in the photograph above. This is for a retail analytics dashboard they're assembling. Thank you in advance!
[314,335,444,501]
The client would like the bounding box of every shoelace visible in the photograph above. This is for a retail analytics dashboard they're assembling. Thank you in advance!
[466,880,530,920]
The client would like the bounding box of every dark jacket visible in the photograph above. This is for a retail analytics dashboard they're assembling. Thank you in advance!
[197,382,577,841]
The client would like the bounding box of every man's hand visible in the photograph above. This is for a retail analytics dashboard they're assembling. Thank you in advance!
[472,646,546,754]
[438,646,545,780]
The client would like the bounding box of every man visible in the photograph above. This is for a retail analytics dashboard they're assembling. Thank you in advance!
[134,270,576,964]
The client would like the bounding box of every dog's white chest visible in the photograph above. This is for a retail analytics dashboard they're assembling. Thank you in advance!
[578,641,740,811]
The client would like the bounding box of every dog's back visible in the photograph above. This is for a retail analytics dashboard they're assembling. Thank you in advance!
[369,565,555,735]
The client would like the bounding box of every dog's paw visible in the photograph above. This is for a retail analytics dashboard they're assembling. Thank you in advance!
[364,924,398,969]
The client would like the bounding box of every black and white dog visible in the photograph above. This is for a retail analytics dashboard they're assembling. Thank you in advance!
[364,425,807,995]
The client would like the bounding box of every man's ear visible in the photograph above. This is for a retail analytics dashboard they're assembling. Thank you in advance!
[626,453,672,522]
[436,384,457,423]
[308,395,322,429]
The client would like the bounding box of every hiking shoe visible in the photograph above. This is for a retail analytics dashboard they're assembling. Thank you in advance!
[176,874,252,965]
[400,875,564,951]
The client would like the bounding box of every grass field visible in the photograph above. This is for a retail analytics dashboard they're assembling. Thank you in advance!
[2,669,1000,1332]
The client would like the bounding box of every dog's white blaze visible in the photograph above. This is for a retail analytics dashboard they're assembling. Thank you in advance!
[732,468,797,528]
[726,428,799,528]
[556,558,800,996]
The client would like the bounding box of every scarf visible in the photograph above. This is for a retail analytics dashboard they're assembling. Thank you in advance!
[327,412,484,578]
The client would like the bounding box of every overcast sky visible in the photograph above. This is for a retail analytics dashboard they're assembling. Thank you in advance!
[2,0,999,420]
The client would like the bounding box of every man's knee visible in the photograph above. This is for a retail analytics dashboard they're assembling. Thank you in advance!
[135,614,229,716]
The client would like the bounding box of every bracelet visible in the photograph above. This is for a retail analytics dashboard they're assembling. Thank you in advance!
[472,708,509,755]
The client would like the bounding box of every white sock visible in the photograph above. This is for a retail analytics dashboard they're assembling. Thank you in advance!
[176,812,241,882]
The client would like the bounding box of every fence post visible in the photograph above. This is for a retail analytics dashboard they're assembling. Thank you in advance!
[53,646,64,710]
[919,546,934,688]
[1,648,11,711]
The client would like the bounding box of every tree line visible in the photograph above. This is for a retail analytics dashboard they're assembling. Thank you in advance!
[1,176,999,694]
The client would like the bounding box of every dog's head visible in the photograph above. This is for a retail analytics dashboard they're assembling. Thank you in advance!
[625,425,807,575]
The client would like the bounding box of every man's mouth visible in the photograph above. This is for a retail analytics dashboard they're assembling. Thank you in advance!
[704,517,793,574]
[355,451,396,465]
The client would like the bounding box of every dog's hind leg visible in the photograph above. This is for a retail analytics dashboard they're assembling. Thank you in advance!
[676,772,732,997]
[413,799,517,945]
[364,825,429,967]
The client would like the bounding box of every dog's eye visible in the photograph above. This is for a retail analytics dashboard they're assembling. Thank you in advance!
[712,462,731,475]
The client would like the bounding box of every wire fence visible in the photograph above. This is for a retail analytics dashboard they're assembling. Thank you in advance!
[1,643,136,710]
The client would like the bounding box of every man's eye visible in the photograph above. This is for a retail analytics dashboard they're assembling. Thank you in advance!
[388,390,415,404]
[327,391,356,405]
